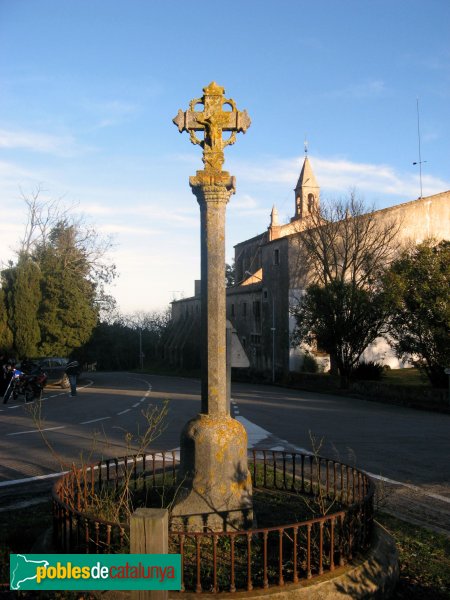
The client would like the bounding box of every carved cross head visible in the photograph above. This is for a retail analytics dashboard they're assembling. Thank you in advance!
[173,82,251,175]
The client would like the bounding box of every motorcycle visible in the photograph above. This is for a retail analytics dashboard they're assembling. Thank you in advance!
[3,364,48,404]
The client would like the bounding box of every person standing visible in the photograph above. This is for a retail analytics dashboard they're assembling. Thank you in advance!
[65,360,80,397]
[0,352,8,397]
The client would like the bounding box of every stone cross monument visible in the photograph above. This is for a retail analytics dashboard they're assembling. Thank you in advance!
[171,82,253,531]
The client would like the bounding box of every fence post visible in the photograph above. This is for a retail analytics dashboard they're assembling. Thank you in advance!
[131,508,169,600]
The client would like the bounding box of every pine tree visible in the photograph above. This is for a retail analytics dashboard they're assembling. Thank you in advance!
[0,286,13,352]
[10,255,41,357]
[33,222,97,356]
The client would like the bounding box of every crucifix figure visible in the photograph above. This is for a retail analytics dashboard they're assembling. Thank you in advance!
[173,81,251,179]
[171,83,253,531]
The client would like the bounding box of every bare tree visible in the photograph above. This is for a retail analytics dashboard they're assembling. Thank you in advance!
[290,192,401,386]
[291,191,401,288]
[18,185,71,256]
[125,309,171,334]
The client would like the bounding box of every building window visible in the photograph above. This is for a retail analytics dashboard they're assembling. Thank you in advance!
[263,289,268,300]
[231,303,235,317]
[274,248,280,266]
[308,193,315,212]
[242,336,246,348]
[242,302,247,316]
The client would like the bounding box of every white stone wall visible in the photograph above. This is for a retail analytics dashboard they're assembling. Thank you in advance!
[362,337,411,369]
[289,288,304,371]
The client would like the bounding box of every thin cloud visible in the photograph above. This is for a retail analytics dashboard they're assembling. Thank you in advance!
[325,79,387,99]
[313,156,450,198]
[107,245,200,311]
[232,158,297,185]
[133,204,197,225]
[85,99,139,128]
[77,200,198,227]
[74,202,112,216]
[230,194,258,210]
[0,159,37,180]
[234,155,450,201]
[98,223,162,236]
[0,222,23,266]
[401,49,450,72]
[423,131,440,143]
[169,152,200,166]
[0,161,57,208]
[229,193,269,217]
[0,128,90,156]
[80,81,164,128]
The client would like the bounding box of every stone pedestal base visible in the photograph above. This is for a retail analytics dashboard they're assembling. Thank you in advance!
[171,414,253,532]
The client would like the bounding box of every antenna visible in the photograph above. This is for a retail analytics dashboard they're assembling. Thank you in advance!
[304,136,308,156]
[413,98,427,198]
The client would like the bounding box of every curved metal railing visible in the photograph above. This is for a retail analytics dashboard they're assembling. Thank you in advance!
[52,449,374,593]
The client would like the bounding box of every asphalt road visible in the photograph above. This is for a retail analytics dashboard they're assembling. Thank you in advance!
[232,382,450,493]
[1,371,449,508]
[0,371,196,483]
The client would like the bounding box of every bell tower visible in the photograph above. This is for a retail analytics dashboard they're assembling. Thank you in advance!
[291,144,320,222]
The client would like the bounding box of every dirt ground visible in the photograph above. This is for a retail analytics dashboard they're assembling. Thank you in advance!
[2,477,450,540]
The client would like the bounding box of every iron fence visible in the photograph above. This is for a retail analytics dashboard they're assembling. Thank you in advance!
[53,449,374,592]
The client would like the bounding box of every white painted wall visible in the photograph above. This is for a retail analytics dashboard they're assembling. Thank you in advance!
[361,336,411,369]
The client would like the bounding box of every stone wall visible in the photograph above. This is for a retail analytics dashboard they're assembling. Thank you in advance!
[374,190,450,245]
[234,232,266,284]
[260,237,291,375]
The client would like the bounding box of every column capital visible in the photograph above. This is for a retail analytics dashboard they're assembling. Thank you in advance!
[189,173,236,204]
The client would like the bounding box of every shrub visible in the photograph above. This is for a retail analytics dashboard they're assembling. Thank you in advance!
[352,361,384,381]
[301,353,319,373]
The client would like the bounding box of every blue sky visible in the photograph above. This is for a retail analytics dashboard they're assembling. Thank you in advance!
[1,0,449,312]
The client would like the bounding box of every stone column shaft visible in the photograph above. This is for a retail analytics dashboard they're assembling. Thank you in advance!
[193,182,234,416]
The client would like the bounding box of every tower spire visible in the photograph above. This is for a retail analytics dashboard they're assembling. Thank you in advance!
[291,148,320,222]
[268,204,281,240]
[270,204,279,226]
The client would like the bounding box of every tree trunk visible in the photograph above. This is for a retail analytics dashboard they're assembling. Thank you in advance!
[329,354,339,376]
[339,373,350,389]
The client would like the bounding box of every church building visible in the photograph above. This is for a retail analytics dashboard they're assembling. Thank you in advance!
[168,155,450,377]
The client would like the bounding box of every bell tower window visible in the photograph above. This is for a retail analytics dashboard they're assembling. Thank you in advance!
[291,156,320,223]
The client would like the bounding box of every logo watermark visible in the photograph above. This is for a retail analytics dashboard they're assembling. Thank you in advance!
[9,554,181,591]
